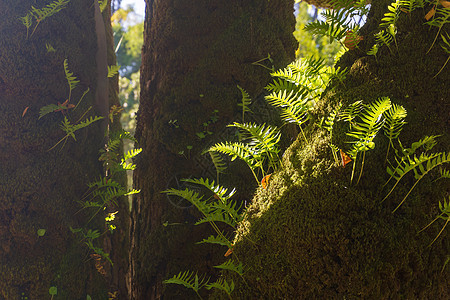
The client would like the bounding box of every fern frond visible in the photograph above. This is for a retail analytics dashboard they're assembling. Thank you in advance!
[206,278,235,296]
[380,0,401,28]
[237,85,252,122]
[347,97,392,154]
[340,100,363,125]
[419,196,450,246]
[265,78,310,96]
[64,59,79,101]
[304,10,349,43]
[19,13,33,38]
[384,152,450,211]
[38,103,71,119]
[107,65,120,78]
[399,0,425,13]
[434,32,450,77]
[383,103,407,140]
[426,7,450,53]
[214,260,244,276]
[31,0,70,21]
[209,151,227,183]
[162,188,210,215]
[123,148,142,161]
[196,235,233,248]
[374,30,395,53]
[98,0,108,12]
[208,142,261,182]
[164,271,209,297]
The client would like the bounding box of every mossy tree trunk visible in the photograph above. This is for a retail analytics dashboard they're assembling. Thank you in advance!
[0,0,122,298]
[129,0,296,298]
[216,1,449,299]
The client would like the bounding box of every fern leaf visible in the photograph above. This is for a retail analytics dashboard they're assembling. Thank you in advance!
[380,0,401,28]
[383,103,407,141]
[164,271,209,294]
[19,13,33,37]
[123,148,142,161]
[209,151,227,182]
[196,234,233,248]
[206,278,235,295]
[374,30,395,53]
[208,142,261,173]
[162,188,210,215]
[214,260,244,276]
[98,0,108,12]
[107,65,120,78]
[347,97,391,154]
[340,100,363,125]
[31,0,70,21]
[237,85,252,122]
[64,59,79,101]
[39,103,72,119]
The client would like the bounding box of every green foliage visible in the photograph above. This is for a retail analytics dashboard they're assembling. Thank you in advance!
[382,103,407,159]
[98,0,108,13]
[303,0,369,49]
[107,65,121,78]
[434,32,450,77]
[164,271,209,299]
[163,178,247,298]
[64,59,79,101]
[419,196,450,246]
[293,2,342,65]
[426,4,450,53]
[384,152,449,212]
[20,0,71,38]
[237,85,252,122]
[208,123,281,182]
[208,151,227,183]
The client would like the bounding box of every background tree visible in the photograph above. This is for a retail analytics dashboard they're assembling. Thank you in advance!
[0,0,124,298]
[129,0,296,298]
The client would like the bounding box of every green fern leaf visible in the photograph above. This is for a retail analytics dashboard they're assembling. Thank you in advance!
[340,100,363,125]
[209,151,227,182]
[347,97,391,154]
[214,260,244,276]
[206,278,235,295]
[383,103,407,141]
[380,0,401,28]
[107,65,120,78]
[164,271,209,295]
[237,85,252,122]
[196,235,233,248]
[63,59,79,101]
[98,0,108,12]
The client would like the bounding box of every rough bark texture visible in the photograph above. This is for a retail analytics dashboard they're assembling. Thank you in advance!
[0,0,113,298]
[130,0,296,298]
[214,1,449,298]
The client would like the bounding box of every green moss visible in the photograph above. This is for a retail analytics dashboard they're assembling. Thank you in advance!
[211,2,449,298]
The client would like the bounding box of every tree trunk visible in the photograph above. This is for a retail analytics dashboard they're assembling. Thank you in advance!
[217,1,450,298]
[129,0,296,298]
[0,0,119,298]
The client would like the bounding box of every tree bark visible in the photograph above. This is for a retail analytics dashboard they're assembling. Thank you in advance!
[129,0,296,298]
[216,1,450,298]
[0,0,118,298]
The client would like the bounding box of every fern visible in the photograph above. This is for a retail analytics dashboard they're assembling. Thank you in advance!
[426,6,450,53]
[107,65,120,78]
[374,30,395,54]
[206,278,235,299]
[98,0,108,12]
[29,0,70,37]
[214,260,244,277]
[384,152,450,212]
[64,59,79,101]
[367,44,379,61]
[39,103,73,119]
[237,85,252,122]
[340,100,363,126]
[433,32,450,77]
[399,0,425,13]
[209,142,261,182]
[419,196,450,246]
[324,104,342,164]
[380,0,401,29]
[382,103,407,160]
[164,271,209,299]
[18,13,33,38]
[209,151,227,183]
[197,234,233,248]
[228,122,281,171]
[346,97,392,183]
